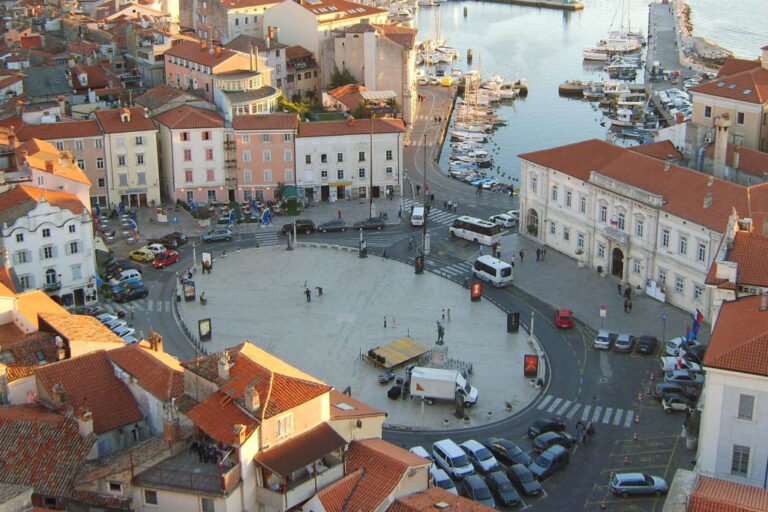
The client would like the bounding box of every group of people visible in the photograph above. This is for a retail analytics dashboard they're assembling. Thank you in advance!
[190,441,227,464]
[575,421,596,444]
[305,286,323,302]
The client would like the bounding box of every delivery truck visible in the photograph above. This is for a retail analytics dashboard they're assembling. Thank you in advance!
[408,367,479,407]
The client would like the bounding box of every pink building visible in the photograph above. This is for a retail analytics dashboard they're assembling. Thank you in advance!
[232,113,298,203]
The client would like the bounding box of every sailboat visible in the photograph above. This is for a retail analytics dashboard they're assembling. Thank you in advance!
[583,0,643,60]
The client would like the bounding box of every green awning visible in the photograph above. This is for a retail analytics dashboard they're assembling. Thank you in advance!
[283,186,299,198]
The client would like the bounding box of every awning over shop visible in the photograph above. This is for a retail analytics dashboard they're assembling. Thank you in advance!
[283,186,299,198]
[255,422,345,477]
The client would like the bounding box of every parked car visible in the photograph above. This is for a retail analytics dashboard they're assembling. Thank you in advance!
[483,437,533,467]
[106,259,138,273]
[104,318,127,330]
[661,394,693,414]
[432,439,475,480]
[202,227,233,243]
[488,213,517,228]
[653,382,699,401]
[507,463,543,496]
[146,243,167,255]
[614,333,635,353]
[281,219,316,235]
[660,356,702,373]
[112,325,136,339]
[353,218,386,231]
[593,329,614,350]
[317,219,347,232]
[528,417,566,438]
[166,231,188,245]
[529,445,569,480]
[128,248,155,262]
[113,285,149,303]
[122,334,140,344]
[610,472,668,497]
[532,431,576,452]
[460,439,500,474]
[635,335,658,355]
[409,446,434,464]
[505,210,520,222]
[111,278,143,294]
[149,237,177,250]
[485,470,520,507]
[665,336,701,356]
[96,313,117,324]
[664,369,705,387]
[153,250,180,269]
[109,269,142,286]
[86,305,105,317]
[430,467,457,495]
[458,474,495,508]
[555,309,574,329]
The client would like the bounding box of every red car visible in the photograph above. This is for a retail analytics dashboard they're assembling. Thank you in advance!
[153,250,179,269]
[555,309,574,329]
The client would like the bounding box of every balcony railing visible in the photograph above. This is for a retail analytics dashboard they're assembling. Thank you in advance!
[603,225,629,245]
[44,281,62,292]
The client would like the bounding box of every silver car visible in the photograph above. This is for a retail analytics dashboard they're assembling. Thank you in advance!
[610,473,668,497]
[593,329,613,350]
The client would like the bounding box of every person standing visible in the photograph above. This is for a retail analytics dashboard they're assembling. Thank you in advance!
[447,308,451,322]
[337,208,342,220]
[129,304,135,321]
[624,299,629,313]
[617,282,622,296]
[519,250,524,263]
[536,248,541,262]
[441,309,445,321]
[305,288,312,302]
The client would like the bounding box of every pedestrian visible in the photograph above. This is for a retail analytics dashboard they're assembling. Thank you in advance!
[624,299,629,313]
[479,245,484,256]
[628,300,633,312]
[617,282,622,296]
[129,304,135,320]
[536,248,541,261]
[519,250,524,263]
[337,208,342,220]
[587,422,595,439]
[384,316,387,328]
[315,286,323,296]
[447,308,451,321]
[542,248,547,261]
[398,205,402,219]
[442,309,445,321]
[305,287,311,302]
[625,286,632,300]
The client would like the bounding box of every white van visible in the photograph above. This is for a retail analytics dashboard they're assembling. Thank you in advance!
[472,255,513,287]
[411,206,425,227]
[432,439,476,480]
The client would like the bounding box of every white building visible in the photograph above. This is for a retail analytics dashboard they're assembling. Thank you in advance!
[296,117,404,203]
[0,185,97,307]
[517,139,768,316]
[697,294,768,488]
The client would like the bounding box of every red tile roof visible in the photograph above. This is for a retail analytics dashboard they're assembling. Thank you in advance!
[299,117,405,138]
[317,469,364,511]
[19,35,42,49]
[300,0,387,24]
[0,267,16,293]
[94,107,156,134]
[716,58,762,78]
[16,139,91,185]
[70,65,110,91]
[34,351,144,434]
[107,344,184,401]
[329,389,384,420]
[14,290,70,329]
[232,113,299,131]
[154,104,224,129]
[704,143,768,178]
[628,140,684,161]
[220,0,278,9]
[387,487,496,512]
[0,331,60,383]
[691,63,768,104]
[708,223,768,288]
[164,40,238,68]
[689,475,768,512]
[185,390,259,446]
[135,84,195,111]
[0,405,94,499]
[705,295,768,377]
[285,45,313,61]
[255,422,346,476]
[0,185,88,220]
[327,84,368,111]
[15,120,103,141]
[518,139,768,232]
[373,24,418,49]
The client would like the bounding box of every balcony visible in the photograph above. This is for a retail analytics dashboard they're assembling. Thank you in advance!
[133,451,241,496]
[44,281,62,292]
[603,225,629,245]
[255,457,344,511]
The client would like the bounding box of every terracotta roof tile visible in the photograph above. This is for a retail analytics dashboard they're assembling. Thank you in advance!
[329,389,384,420]
[715,58,762,78]
[518,139,768,232]
[387,487,496,512]
[0,405,94,498]
[327,84,368,111]
[232,113,299,131]
[107,344,184,401]
[0,268,16,293]
[705,295,768,377]
[35,351,144,434]
[628,140,684,161]
[16,139,91,185]
[704,143,768,178]
[373,23,417,49]
[690,475,768,512]
[255,422,346,476]
[301,0,387,24]
[0,186,88,225]
[690,64,768,104]
[154,104,224,129]
[317,469,364,511]
[38,313,125,345]
[94,107,156,134]
[219,0,278,9]
[164,40,239,68]
[19,35,42,49]
[0,330,60,383]
[15,120,103,141]
[299,117,405,138]
[285,45,313,61]
[135,84,195,111]
[185,390,259,445]
[14,290,69,329]
[70,65,110,91]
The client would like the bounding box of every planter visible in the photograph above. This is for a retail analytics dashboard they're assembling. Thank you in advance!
[686,436,697,450]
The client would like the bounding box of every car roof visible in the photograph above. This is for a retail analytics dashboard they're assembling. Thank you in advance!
[534,417,560,426]
[431,467,450,479]
[510,463,527,474]
[614,472,647,481]
[464,474,485,486]
[544,444,566,455]
[597,329,611,336]
[487,471,507,483]
[557,309,572,315]
[460,439,484,451]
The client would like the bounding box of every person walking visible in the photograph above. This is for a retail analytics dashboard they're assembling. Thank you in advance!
[624,299,629,313]
[129,304,135,321]
[398,205,402,219]
[441,309,445,321]
[519,250,524,263]
[542,248,547,261]
[305,287,312,302]
[337,208,342,220]
[536,248,541,262]
[586,422,595,440]
[628,300,633,312]
[617,282,622,296]
[447,308,451,321]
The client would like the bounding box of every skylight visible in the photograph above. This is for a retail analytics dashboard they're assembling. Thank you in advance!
[728,84,737,90]
[716,81,725,88]
[335,402,356,410]
[743,89,752,95]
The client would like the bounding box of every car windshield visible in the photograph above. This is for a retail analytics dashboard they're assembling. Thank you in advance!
[452,454,470,467]
[518,469,533,482]
[436,478,453,490]
[534,453,552,467]
[475,485,492,500]
[476,447,492,460]
[506,444,521,455]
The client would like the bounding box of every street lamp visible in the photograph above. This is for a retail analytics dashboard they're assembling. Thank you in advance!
[360,90,397,219]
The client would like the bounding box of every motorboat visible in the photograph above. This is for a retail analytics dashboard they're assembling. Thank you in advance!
[450,130,486,142]
[452,150,492,168]
[607,108,643,127]
[582,81,605,100]
[436,46,459,59]
[388,7,413,22]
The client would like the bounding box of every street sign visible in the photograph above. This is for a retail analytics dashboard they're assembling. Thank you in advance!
[599,304,607,318]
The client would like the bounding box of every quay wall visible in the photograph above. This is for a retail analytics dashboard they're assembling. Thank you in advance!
[473,0,584,10]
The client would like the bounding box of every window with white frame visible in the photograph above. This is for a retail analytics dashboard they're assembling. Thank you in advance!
[675,276,684,293]
[95,138,103,149]
[144,489,158,505]
[135,136,144,146]
[42,246,54,259]
[338,169,344,179]
[241,134,250,143]
[12,250,30,264]
[42,228,51,238]
[738,394,754,420]
[565,191,572,207]
[283,133,292,142]
[551,185,558,201]
[633,259,641,274]
[68,241,80,255]
[242,150,251,162]
[136,154,145,165]
[15,233,23,242]
[599,205,607,222]
[19,275,32,290]
[661,229,670,248]
[579,196,586,213]
[358,168,365,178]
[284,150,292,161]
[731,445,750,476]
[321,170,328,179]
[74,139,84,151]
[697,243,706,262]
[285,169,293,181]
[243,170,252,181]
[635,219,644,238]
[658,268,667,285]
[694,284,704,301]
[358,151,365,162]
[577,233,584,249]
[261,134,270,143]
[77,159,85,170]
[597,243,605,258]
[337,153,344,163]
[530,176,537,194]
[263,150,271,162]
[276,413,294,437]
[679,235,688,255]
[96,157,104,169]
[386,167,393,175]
[118,155,126,166]
[98,178,105,188]
[549,222,556,235]
[563,227,570,241]
[264,169,272,181]
[617,213,625,230]
[386,150,393,160]
[71,264,82,280]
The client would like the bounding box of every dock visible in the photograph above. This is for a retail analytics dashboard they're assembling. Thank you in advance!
[479,0,584,11]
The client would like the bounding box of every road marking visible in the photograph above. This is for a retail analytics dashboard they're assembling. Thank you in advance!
[556,400,571,416]
[157,301,164,312]
[132,302,145,311]
[566,403,581,419]
[165,300,171,313]
[547,398,562,413]
[602,407,613,424]
[537,395,553,410]
[624,410,634,428]
[592,406,602,422]
[581,405,591,421]
[146,299,153,311]
[613,408,624,426]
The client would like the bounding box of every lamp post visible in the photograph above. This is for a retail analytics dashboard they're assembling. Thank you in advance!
[422,132,429,257]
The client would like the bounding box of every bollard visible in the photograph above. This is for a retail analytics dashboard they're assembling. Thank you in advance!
[633,432,639,441]
[600,501,607,510]
[624,456,629,465]
[635,414,640,424]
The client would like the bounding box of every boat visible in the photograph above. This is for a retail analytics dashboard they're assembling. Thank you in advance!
[452,151,492,168]
[558,80,585,97]
[453,122,492,133]
[616,92,646,108]
[422,52,442,65]
[582,81,604,100]
[450,130,486,142]
[583,0,643,60]
[388,7,413,22]
[606,55,638,79]
[435,46,459,59]
[607,108,643,127]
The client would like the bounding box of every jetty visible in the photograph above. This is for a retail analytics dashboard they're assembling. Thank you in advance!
[480,0,583,11]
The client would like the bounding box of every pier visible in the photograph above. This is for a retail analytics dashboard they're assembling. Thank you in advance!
[478,0,584,11]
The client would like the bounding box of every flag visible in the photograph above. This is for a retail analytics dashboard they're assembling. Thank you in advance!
[695,309,704,324]
[691,309,704,333]
[686,326,696,341]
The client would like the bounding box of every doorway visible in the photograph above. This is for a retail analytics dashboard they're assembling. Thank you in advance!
[611,248,624,278]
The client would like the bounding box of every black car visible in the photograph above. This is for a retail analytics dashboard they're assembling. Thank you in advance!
[532,431,576,452]
[113,285,149,303]
[166,231,188,245]
[106,259,137,273]
[484,437,533,467]
[485,470,521,507]
[281,219,316,235]
[149,237,178,250]
[317,219,347,232]
[683,344,706,364]
[527,417,566,438]
[653,382,699,401]
[507,463,543,496]
[353,217,386,231]
[635,335,658,354]
[458,474,495,508]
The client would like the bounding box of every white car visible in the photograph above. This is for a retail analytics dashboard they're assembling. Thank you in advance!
[505,210,520,221]
[146,243,167,255]
[104,318,127,331]
[96,313,117,324]
[418,77,428,85]
[113,325,136,339]
[665,336,701,356]
[488,213,517,228]
[409,446,434,465]
[660,356,702,373]
[460,439,500,474]
[430,467,458,495]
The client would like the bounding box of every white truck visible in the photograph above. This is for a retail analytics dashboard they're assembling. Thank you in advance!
[408,367,479,407]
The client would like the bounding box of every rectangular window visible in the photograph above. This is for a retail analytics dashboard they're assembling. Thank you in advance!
[551,185,558,201]
[144,489,158,505]
[242,150,251,162]
[137,172,146,185]
[285,169,293,181]
[338,169,345,179]
[135,136,144,146]
[563,227,570,241]
[305,155,311,164]
[549,222,556,235]
[19,275,32,290]
[202,131,211,141]
[737,112,745,125]
[531,176,537,194]
[337,153,344,163]
[579,196,586,213]
[633,259,641,274]
[358,168,365,178]
[241,134,250,143]
[358,151,365,162]
[71,264,82,280]
[96,157,104,169]
[577,233,584,249]
[675,276,684,293]
[206,169,215,182]
[658,268,667,285]
[565,191,572,207]
[276,413,293,437]
[617,213,625,231]
[704,106,712,119]
[205,148,214,160]
[600,205,607,223]
[74,139,84,151]
[43,246,54,259]
[321,170,328,179]
[118,155,126,166]
[386,167,393,175]
[183,149,192,161]
[738,394,754,420]
[116,137,125,147]
[662,229,670,248]
[694,284,704,300]
[679,235,688,255]
[283,133,292,141]
[42,228,51,238]
[635,219,644,238]
[321,154,328,164]
[55,141,64,151]
[386,150,393,161]
[119,174,128,186]
[697,243,706,262]
[185,170,193,182]
[263,150,271,162]
[284,150,292,162]
[186,191,194,202]
[95,138,103,149]
[243,170,252,181]
[264,169,272,182]
[13,250,29,264]
[69,241,79,254]
[180,132,189,141]
[201,498,215,512]
[261,134,270,143]
[731,445,750,476]
[15,233,23,242]
[136,154,145,165]
[597,243,605,258]
[98,178,106,188]
[108,482,122,493]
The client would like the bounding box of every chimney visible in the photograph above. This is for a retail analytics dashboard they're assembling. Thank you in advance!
[52,383,67,406]
[143,107,150,119]
[664,161,670,172]
[200,40,207,50]
[273,26,279,42]
[162,398,181,445]
[76,407,94,438]
[761,293,768,312]
[55,335,66,361]
[703,191,713,209]
[244,384,260,415]
[268,26,273,41]
[217,350,231,381]
[733,144,741,170]
[249,43,254,72]
[713,114,731,179]
[45,160,54,172]
[233,424,246,446]
[707,176,713,187]
[214,46,221,57]
[15,99,24,116]
[148,331,163,351]
[120,108,131,123]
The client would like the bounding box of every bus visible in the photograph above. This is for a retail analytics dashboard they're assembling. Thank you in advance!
[449,216,502,246]
[472,255,513,287]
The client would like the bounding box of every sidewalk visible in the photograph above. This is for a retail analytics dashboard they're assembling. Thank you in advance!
[497,234,711,345]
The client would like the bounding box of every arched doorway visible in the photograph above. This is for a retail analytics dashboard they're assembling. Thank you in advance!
[611,248,624,278]
[526,209,539,237]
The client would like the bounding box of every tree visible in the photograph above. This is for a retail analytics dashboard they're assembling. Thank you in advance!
[275,182,286,201]
[329,66,357,89]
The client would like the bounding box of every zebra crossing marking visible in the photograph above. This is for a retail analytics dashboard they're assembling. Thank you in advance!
[556,400,572,416]
[566,403,581,419]
[603,407,613,424]
[546,398,562,414]
[537,395,553,410]
[613,409,624,426]
[581,406,592,422]
[146,299,153,311]
[591,406,602,423]
[624,411,634,428]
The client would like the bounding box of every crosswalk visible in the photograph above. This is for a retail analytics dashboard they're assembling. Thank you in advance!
[402,199,458,226]
[239,231,280,246]
[426,259,473,278]
[102,298,173,316]
[536,395,636,429]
